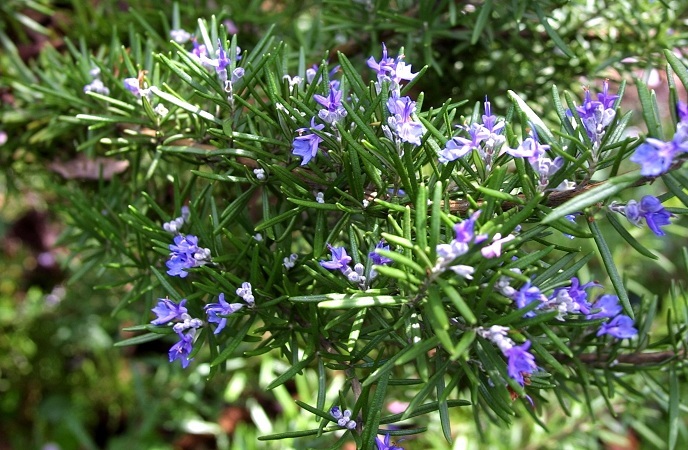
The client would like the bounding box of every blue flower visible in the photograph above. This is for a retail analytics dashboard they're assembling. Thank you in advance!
[367,43,417,90]
[622,195,673,236]
[169,330,194,368]
[205,293,245,334]
[513,281,545,317]
[292,118,325,165]
[166,234,211,278]
[597,314,638,339]
[553,277,598,315]
[586,294,622,320]
[330,406,356,430]
[503,340,537,385]
[314,81,347,124]
[505,130,550,161]
[386,93,424,145]
[151,298,188,325]
[376,433,404,450]
[453,210,482,244]
[370,241,393,266]
[630,123,688,176]
[438,123,490,163]
[320,245,352,273]
[482,97,505,136]
[576,86,616,141]
[678,100,688,123]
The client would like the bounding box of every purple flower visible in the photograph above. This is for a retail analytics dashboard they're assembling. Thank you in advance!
[370,241,393,266]
[505,130,550,161]
[480,233,516,259]
[439,123,490,163]
[314,81,347,124]
[622,195,673,236]
[386,94,424,145]
[292,118,325,165]
[586,294,622,320]
[84,78,110,95]
[367,43,395,78]
[677,100,688,123]
[367,43,417,89]
[630,122,688,176]
[170,28,191,44]
[123,77,142,96]
[330,406,356,430]
[513,281,545,317]
[482,98,505,136]
[550,277,598,316]
[376,433,404,450]
[320,244,352,273]
[169,331,194,368]
[205,293,245,334]
[568,81,617,143]
[151,298,188,325]
[453,211,482,244]
[503,340,537,385]
[597,314,638,339]
[166,234,211,278]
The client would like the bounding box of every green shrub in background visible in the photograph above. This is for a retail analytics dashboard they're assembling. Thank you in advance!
[1,1,688,449]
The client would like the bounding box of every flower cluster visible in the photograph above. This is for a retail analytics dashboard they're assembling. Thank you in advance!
[163,206,190,233]
[386,93,424,146]
[205,283,254,334]
[320,244,366,287]
[367,43,417,92]
[329,406,356,430]
[170,28,191,44]
[439,98,506,169]
[609,195,673,236]
[314,81,347,124]
[506,128,573,192]
[368,44,424,147]
[319,241,392,287]
[123,76,151,99]
[166,234,211,278]
[570,80,618,146]
[289,64,342,165]
[83,67,110,95]
[193,38,244,88]
[151,298,203,368]
[630,101,688,176]
[505,276,637,339]
[477,325,538,386]
[433,211,487,279]
[292,118,325,166]
[283,253,298,269]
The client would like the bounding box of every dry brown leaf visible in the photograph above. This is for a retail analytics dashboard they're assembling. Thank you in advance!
[49,156,129,180]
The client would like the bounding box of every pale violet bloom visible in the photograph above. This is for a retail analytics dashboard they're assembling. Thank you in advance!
[84,78,110,95]
[386,93,424,145]
[170,29,191,44]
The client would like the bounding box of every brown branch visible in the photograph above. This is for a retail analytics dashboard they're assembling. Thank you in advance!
[555,347,687,367]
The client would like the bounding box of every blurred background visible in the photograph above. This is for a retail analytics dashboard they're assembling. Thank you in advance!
[1,0,687,448]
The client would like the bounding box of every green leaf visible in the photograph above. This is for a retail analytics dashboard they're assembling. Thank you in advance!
[470,0,493,45]
[588,219,633,319]
[534,3,575,58]
[605,211,658,260]
[266,353,315,390]
[114,332,165,347]
[318,295,406,309]
[508,90,555,142]
[665,49,688,95]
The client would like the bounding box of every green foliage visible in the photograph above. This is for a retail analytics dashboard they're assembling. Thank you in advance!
[2,1,688,449]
